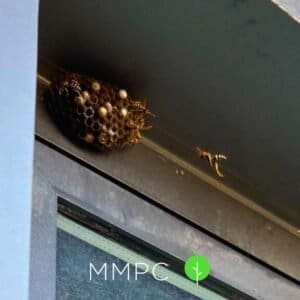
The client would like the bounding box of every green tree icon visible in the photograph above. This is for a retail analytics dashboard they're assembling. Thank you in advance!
[184,255,211,282]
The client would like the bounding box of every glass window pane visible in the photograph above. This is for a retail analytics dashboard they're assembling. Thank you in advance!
[56,214,225,300]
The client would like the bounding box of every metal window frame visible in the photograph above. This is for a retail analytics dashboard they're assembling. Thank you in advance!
[30,141,300,299]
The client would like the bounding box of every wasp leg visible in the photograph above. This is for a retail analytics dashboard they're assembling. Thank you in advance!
[214,161,224,178]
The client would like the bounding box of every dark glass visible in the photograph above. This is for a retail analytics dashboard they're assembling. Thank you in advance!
[56,229,202,300]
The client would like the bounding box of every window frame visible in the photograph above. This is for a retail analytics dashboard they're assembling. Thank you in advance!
[30,141,300,299]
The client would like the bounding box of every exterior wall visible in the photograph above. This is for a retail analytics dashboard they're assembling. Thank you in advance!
[0,2,38,299]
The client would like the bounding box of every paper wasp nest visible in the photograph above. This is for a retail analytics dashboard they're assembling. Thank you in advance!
[44,73,154,151]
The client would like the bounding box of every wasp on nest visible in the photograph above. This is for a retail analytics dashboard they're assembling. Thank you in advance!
[43,72,154,151]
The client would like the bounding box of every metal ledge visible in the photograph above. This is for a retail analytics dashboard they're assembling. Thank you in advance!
[36,76,300,281]
[272,0,300,23]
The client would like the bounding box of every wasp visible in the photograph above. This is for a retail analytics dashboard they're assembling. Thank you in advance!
[126,115,152,145]
[130,100,155,117]
[196,147,227,178]
[69,79,81,91]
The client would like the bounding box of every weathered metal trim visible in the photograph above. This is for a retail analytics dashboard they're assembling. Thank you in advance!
[32,141,300,299]
[30,168,57,300]
[142,137,300,237]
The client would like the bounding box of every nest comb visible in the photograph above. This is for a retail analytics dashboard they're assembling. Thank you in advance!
[43,72,154,151]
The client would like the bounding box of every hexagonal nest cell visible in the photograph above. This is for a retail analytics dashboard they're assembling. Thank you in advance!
[43,72,154,151]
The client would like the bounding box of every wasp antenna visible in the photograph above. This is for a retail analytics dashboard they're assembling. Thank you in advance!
[146,110,156,117]
[141,125,152,131]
